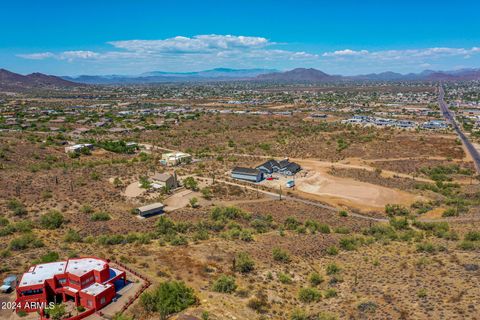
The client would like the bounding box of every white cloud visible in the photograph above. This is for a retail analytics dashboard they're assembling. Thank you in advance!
[323,46,480,61]
[16,34,317,71]
[108,34,270,53]
[17,52,55,60]
[322,49,369,57]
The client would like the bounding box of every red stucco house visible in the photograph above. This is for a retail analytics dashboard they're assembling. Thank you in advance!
[15,257,126,313]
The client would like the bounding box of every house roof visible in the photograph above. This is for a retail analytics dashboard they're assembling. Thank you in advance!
[232,167,261,175]
[257,159,279,171]
[80,283,112,296]
[151,173,173,182]
[285,162,301,173]
[137,202,165,212]
[18,257,109,288]
[278,159,290,168]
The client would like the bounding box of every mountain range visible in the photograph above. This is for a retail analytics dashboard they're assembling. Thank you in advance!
[63,67,480,84]
[0,68,80,91]
[2,67,480,91]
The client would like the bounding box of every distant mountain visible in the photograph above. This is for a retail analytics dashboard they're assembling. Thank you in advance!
[256,67,480,82]
[0,69,81,91]
[256,68,340,82]
[64,68,279,84]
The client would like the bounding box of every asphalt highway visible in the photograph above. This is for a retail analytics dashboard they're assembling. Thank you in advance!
[438,85,480,173]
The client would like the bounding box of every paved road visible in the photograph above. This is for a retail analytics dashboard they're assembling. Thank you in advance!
[438,85,480,173]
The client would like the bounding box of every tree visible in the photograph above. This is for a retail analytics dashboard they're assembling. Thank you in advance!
[45,304,66,320]
[140,281,197,320]
[183,177,199,191]
[139,176,152,189]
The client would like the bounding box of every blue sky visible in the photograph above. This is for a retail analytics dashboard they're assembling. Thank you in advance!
[2,0,480,75]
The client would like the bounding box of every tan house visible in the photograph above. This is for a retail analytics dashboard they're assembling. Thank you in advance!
[150,172,178,190]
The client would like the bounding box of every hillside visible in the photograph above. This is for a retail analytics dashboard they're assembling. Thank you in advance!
[0,68,81,91]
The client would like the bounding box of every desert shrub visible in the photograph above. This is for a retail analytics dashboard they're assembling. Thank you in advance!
[465,231,480,241]
[357,301,377,313]
[211,275,237,293]
[97,234,125,245]
[318,223,331,234]
[284,217,302,230]
[183,177,199,191]
[298,287,321,303]
[338,210,348,217]
[34,251,60,264]
[326,246,339,255]
[309,272,324,286]
[457,240,477,250]
[247,291,269,313]
[385,204,409,216]
[192,229,209,241]
[250,215,273,233]
[240,229,254,242]
[80,205,94,214]
[90,212,111,221]
[236,252,255,273]
[278,272,293,284]
[140,281,197,320]
[7,199,27,216]
[334,226,350,234]
[324,288,337,298]
[389,217,409,230]
[211,206,248,221]
[40,210,64,229]
[14,220,33,233]
[318,312,338,320]
[156,216,177,236]
[416,242,442,253]
[170,235,188,246]
[201,187,212,200]
[44,303,66,320]
[0,217,9,226]
[339,236,362,250]
[272,247,291,262]
[326,263,341,275]
[442,208,458,217]
[290,309,309,320]
[9,234,44,251]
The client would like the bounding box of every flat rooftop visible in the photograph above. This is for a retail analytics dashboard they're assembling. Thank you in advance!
[19,261,67,287]
[66,258,108,277]
[137,202,165,212]
[18,257,108,288]
[81,283,112,296]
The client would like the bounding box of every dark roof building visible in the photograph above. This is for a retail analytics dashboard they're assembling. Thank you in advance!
[231,167,264,182]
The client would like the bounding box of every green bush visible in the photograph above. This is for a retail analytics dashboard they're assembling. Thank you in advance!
[298,287,321,303]
[326,263,341,275]
[211,275,237,293]
[90,212,111,221]
[465,231,480,241]
[309,272,324,286]
[235,252,255,273]
[272,247,291,262]
[278,272,293,284]
[385,204,409,217]
[140,281,197,320]
[10,234,44,251]
[326,246,339,255]
[40,210,64,229]
[7,198,27,216]
[64,229,82,243]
